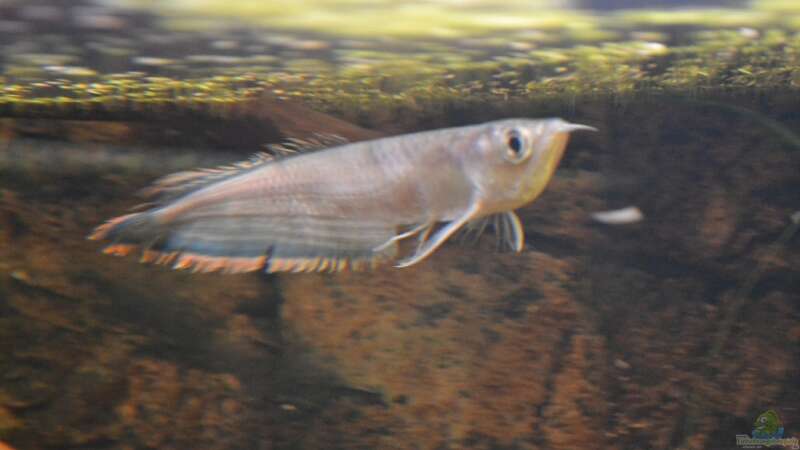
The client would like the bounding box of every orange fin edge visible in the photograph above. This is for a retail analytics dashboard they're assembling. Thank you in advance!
[96,245,387,274]
[88,213,140,241]
[170,253,267,274]
[102,244,137,257]
[266,256,385,273]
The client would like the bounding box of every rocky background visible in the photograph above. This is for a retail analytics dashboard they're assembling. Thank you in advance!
[1,1,799,449]
[1,93,798,450]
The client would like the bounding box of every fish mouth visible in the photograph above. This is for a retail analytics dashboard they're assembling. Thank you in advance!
[557,121,598,133]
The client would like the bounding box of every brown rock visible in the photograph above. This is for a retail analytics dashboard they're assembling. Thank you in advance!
[280,248,605,448]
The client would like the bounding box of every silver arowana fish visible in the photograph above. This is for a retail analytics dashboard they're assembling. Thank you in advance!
[89,118,595,273]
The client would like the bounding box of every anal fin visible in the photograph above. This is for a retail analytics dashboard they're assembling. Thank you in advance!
[162,215,397,273]
[90,207,398,273]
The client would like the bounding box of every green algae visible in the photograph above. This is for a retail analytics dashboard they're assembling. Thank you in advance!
[1,1,800,126]
[612,9,773,28]
[128,0,575,39]
[755,0,800,13]
[0,74,264,120]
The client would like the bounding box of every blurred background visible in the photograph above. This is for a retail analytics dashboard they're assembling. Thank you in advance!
[0,1,798,449]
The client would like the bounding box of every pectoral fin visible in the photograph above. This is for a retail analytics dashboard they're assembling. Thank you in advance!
[395,203,482,268]
[502,211,524,252]
[372,221,435,252]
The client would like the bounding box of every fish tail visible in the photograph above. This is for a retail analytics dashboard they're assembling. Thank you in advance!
[88,212,164,252]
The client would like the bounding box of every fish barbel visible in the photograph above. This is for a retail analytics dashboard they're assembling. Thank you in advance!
[89,118,595,273]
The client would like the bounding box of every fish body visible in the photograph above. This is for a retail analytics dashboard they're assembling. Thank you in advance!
[89,118,593,273]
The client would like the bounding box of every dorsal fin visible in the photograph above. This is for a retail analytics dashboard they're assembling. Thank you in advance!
[138,133,349,205]
[266,132,349,156]
[139,151,275,203]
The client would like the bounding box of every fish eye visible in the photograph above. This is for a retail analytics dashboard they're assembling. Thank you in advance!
[504,129,527,163]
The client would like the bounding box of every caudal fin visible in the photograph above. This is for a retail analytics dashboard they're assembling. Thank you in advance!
[89,212,155,241]
[88,212,166,258]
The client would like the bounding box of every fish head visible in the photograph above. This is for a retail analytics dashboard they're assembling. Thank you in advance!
[465,118,595,213]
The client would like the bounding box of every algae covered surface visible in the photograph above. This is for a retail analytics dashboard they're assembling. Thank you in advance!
[2,0,800,128]
[1,1,800,449]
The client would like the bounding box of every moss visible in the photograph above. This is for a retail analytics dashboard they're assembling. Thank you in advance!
[613,9,772,28]
[1,1,800,126]
[0,74,264,120]
[755,0,800,13]
[141,0,577,39]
